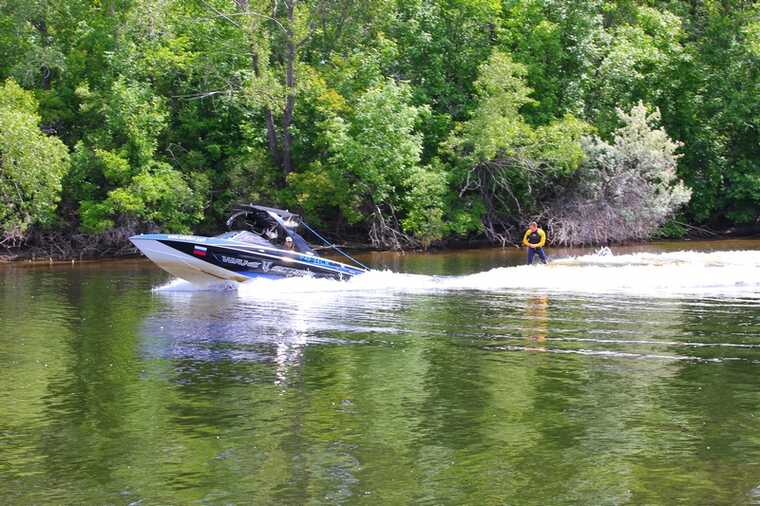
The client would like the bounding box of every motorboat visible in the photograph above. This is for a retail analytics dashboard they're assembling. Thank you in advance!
[130,204,369,285]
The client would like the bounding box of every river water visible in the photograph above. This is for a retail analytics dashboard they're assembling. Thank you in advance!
[2,240,760,504]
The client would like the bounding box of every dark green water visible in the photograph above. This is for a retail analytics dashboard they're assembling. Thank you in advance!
[2,240,760,504]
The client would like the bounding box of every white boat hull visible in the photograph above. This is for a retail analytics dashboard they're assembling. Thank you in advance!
[132,237,249,286]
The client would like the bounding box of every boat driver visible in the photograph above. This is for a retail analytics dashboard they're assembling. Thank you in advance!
[284,236,295,250]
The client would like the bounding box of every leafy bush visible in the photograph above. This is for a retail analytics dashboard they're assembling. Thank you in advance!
[448,51,591,244]
[69,78,206,233]
[546,102,692,245]
[289,78,447,248]
[0,79,69,245]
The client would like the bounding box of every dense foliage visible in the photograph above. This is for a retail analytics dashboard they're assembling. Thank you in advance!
[0,80,69,245]
[544,102,692,245]
[0,0,757,250]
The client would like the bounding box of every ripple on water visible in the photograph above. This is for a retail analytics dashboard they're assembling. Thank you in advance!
[4,248,760,504]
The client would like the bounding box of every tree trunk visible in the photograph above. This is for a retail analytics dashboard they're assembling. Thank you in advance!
[281,0,298,177]
[236,0,299,181]
[249,50,281,166]
[31,18,51,89]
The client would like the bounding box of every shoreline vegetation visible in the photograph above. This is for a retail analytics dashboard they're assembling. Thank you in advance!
[2,226,758,265]
[1,2,759,257]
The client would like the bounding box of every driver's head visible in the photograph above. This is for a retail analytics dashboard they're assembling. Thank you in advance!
[530,221,538,231]
[285,236,294,248]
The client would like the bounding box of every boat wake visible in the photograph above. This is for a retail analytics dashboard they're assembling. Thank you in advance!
[144,249,760,366]
[155,278,240,292]
[155,249,760,299]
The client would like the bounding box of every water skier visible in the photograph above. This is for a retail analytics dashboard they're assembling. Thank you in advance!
[522,221,548,265]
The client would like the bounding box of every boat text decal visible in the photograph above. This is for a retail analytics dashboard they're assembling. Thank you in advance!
[219,255,262,269]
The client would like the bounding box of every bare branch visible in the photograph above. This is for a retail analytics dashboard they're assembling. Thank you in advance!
[200,0,242,28]
[171,90,229,100]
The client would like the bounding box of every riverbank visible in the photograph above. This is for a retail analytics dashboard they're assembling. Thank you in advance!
[0,228,135,264]
[0,227,488,264]
[3,228,759,267]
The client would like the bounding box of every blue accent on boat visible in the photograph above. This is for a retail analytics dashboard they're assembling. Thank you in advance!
[239,271,285,279]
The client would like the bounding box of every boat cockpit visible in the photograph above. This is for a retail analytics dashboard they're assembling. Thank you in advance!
[214,229,314,254]
[215,230,272,247]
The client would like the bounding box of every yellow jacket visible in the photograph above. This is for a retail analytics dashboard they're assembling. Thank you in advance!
[522,228,546,248]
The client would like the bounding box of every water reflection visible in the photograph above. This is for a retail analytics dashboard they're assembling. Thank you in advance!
[3,246,760,504]
[524,295,549,342]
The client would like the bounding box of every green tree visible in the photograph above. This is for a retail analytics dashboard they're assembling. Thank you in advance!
[447,51,590,244]
[289,78,445,248]
[0,0,757,252]
[390,0,501,159]
[68,78,206,233]
[586,5,686,134]
[0,79,69,244]
[500,0,605,123]
[669,0,760,226]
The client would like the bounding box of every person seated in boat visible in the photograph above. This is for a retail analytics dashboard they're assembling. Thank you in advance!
[522,221,548,265]
[284,236,295,250]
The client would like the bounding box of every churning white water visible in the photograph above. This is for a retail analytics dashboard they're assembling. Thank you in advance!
[154,249,760,299]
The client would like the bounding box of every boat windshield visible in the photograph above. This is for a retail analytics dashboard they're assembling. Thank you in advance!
[214,230,272,246]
